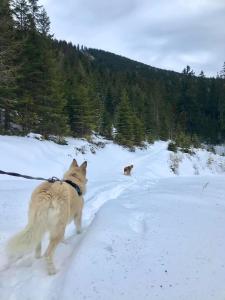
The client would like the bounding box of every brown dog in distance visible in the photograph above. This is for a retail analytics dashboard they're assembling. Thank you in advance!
[124,165,133,175]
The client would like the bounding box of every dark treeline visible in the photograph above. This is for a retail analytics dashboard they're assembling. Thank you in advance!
[1,0,225,146]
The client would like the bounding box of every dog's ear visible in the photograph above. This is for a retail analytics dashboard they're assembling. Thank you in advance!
[80,161,87,174]
[69,159,78,169]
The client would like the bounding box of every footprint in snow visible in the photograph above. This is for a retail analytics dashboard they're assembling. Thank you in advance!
[122,202,137,209]
[128,212,146,234]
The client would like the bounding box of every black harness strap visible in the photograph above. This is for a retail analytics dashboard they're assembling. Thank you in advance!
[0,170,82,196]
[64,179,82,196]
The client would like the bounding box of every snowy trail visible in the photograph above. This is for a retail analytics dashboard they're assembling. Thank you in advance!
[1,176,224,300]
[0,172,142,299]
[61,176,225,300]
[0,181,131,300]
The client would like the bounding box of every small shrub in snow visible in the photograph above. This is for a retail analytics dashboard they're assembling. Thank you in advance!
[75,145,86,155]
[191,134,201,148]
[48,135,68,145]
[193,163,199,175]
[206,145,216,154]
[180,147,195,155]
[139,144,148,150]
[91,141,106,149]
[174,132,199,154]
[168,142,177,152]
[218,162,225,172]
[90,146,96,154]
[207,156,214,169]
[146,134,154,144]
[128,146,136,152]
[175,132,192,149]
[27,133,43,140]
[56,139,68,145]
[169,153,182,175]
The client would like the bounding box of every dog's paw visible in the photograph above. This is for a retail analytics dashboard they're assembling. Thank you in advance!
[48,268,58,276]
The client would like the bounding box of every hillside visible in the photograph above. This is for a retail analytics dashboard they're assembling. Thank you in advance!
[88,48,181,76]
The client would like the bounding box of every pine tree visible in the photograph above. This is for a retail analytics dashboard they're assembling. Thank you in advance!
[216,78,225,141]
[87,76,103,133]
[182,65,195,76]
[37,7,50,35]
[11,1,68,136]
[11,0,30,31]
[100,108,112,138]
[195,70,208,138]
[68,84,94,137]
[115,90,134,146]
[199,70,205,78]
[219,62,225,79]
[35,40,69,137]
[132,115,145,146]
[28,0,41,20]
[0,0,18,133]
[177,67,198,135]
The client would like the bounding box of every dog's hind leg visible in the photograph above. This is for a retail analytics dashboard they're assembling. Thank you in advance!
[74,210,82,234]
[44,228,65,275]
[35,242,42,259]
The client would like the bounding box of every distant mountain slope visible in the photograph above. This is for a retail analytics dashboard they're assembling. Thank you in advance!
[88,48,181,77]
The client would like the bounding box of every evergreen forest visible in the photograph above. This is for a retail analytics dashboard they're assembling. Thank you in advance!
[1,0,225,147]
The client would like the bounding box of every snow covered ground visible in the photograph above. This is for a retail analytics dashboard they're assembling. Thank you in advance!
[0,135,225,300]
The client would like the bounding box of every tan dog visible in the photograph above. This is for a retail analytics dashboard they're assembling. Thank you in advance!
[124,164,133,175]
[7,159,87,275]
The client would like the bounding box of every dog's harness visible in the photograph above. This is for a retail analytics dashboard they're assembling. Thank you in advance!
[0,170,82,196]
[64,180,82,196]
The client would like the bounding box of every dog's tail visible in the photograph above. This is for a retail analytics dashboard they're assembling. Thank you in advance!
[7,206,47,258]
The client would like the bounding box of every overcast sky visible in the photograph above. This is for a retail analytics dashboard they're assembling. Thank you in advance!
[39,0,225,77]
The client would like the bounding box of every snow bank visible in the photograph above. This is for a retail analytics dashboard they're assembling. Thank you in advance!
[0,135,225,181]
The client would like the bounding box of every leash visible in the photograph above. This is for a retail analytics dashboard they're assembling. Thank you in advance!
[0,170,59,183]
[0,170,82,195]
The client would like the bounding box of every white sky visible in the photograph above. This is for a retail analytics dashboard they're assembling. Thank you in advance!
[40,0,225,77]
